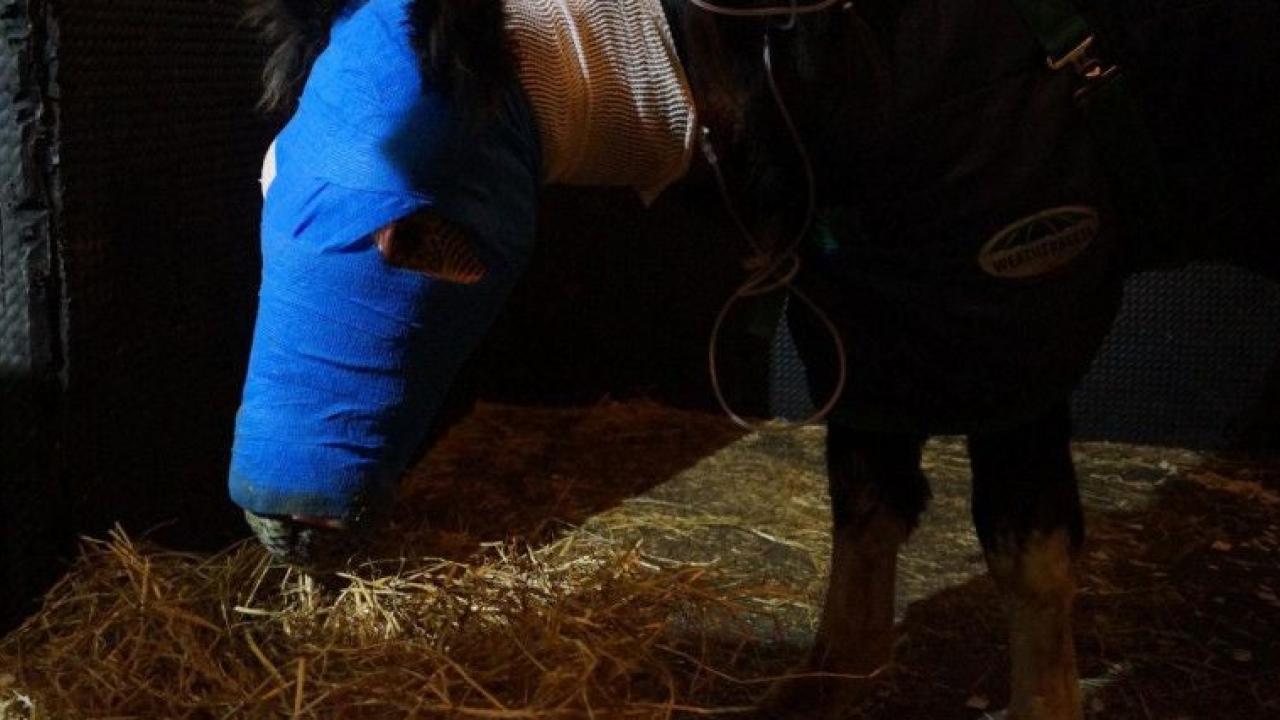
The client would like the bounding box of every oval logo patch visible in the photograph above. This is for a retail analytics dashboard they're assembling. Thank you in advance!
[979,206,1099,279]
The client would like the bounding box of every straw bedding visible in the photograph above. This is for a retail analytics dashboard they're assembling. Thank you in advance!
[3,401,1278,719]
[0,403,765,719]
[0,529,766,719]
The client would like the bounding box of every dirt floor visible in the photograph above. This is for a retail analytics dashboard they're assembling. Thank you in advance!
[394,401,1280,719]
[3,400,1278,718]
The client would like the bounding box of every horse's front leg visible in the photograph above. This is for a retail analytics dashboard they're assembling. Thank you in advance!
[969,403,1084,720]
[762,424,929,718]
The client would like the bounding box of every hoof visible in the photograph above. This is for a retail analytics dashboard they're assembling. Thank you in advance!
[244,509,381,574]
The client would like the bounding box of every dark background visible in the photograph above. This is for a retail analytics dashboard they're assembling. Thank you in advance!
[3,0,1277,632]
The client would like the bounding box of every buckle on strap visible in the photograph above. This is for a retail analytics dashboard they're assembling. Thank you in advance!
[1046,35,1119,100]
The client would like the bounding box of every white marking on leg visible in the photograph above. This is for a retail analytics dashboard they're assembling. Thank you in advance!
[987,529,1083,720]
[812,501,907,675]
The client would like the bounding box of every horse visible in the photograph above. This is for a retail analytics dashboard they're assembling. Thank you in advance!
[237,2,1280,719]
[679,2,1279,718]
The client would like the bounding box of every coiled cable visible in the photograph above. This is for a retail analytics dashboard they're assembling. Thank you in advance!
[703,32,848,430]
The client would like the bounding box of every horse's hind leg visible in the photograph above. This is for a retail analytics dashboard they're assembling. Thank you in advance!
[969,403,1084,720]
[762,424,929,718]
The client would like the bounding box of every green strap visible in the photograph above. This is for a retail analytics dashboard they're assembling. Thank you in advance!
[1008,0,1185,268]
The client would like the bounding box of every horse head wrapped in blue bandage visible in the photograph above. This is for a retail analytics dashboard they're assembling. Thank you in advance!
[231,0,696,556]
[229,0,543,525]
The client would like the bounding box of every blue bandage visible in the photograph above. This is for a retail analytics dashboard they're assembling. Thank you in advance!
[229,0,541,519]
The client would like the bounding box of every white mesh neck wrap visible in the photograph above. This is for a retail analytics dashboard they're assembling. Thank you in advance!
[504,0,698,203]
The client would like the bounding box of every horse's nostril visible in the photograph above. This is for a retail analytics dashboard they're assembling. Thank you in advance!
[244,510,371,575]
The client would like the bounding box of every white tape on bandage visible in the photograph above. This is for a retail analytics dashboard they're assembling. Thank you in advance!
[261,140,278,198]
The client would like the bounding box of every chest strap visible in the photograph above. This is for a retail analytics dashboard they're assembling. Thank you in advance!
[1008,0,1184,268]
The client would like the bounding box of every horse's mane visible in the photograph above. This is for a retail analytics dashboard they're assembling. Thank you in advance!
[245,0,346,111]
[246,0,514,120]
